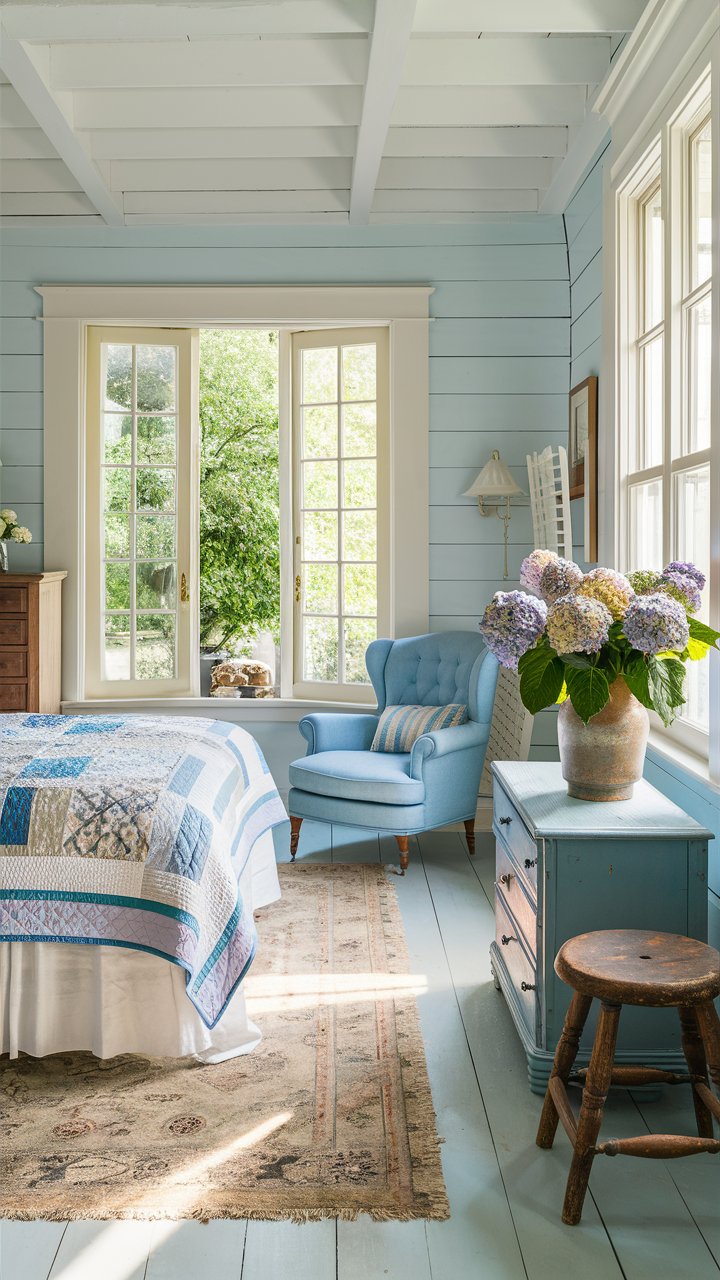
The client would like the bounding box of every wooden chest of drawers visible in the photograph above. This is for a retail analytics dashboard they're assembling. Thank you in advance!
[490,760,712,1094]
[0,572,66,713]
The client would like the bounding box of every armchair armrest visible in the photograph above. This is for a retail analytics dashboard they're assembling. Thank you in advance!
[298,712,379,755]
[409,720,490,779]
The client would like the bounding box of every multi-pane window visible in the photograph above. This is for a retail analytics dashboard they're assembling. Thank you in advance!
[622,94,713,747]
[292,328,389,698]
[85,327,195,697]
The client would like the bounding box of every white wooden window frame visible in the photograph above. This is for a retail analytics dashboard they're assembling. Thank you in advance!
[39,286,431,710]
[597,3,720,778]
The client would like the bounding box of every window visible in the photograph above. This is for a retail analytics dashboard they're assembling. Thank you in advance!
[82,315,395,703]
[619,84,714,753]
[292,328,389,700]
[85,327,198,698]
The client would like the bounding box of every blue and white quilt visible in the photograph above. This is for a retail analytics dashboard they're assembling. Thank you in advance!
[0,714,287,1027]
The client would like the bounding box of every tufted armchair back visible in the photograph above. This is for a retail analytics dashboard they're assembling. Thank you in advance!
[365,632,497,725]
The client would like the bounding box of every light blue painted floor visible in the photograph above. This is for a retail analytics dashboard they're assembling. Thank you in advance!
[2,825,719,1280]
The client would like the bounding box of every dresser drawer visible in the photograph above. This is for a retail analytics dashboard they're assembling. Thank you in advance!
[496,894,538,1036]
[0,618,27,645]
[493,778,538,891]
[0,586,27,613]
[496,838,537,954]
[0,650,27,678]
[0,682,27,711]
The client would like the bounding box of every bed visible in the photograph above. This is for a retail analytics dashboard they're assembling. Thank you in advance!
[0,713,286,1062]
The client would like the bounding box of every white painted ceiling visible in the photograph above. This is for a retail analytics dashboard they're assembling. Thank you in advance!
[0,0,648,226]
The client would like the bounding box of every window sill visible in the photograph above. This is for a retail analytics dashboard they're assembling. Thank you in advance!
[61,696,376,724]
[646,728,720,798]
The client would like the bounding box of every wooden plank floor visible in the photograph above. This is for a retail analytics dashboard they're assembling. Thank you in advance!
[2,824,719,1280]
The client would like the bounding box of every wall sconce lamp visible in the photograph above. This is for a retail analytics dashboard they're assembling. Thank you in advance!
[463,450,525,580]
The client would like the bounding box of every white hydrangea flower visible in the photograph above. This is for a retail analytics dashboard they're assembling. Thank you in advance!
[0,509,17,524]
[10,525,32,544]
[0,520,6,538]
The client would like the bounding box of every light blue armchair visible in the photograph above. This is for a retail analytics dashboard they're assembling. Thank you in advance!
[288,632,499,873]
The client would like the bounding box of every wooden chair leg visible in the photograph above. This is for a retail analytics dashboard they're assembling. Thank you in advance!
[289,816,303,861]
[678,1005,715,1138]
[536,991,592,1150]
[562,1000,621,1226]
[695,999,720,1101]
[464,818,476,857]
[395,835,410,875]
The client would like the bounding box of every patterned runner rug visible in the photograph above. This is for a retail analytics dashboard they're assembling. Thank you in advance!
[1,863,449,1222]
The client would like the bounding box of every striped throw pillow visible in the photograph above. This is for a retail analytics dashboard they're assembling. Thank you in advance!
[371,703,468,753]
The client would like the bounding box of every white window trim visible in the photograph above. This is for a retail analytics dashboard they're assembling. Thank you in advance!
[39,285,431,707]
[597,3,720,778]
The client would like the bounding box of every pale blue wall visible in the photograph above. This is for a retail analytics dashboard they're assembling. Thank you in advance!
[0,219,570,768]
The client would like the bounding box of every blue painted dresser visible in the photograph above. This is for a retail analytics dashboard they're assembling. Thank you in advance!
[489,761,713,1094]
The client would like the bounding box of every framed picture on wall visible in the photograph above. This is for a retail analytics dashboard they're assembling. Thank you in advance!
[568,375,598,561]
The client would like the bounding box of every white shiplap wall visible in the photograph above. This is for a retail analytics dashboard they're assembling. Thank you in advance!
[0,219,570,762]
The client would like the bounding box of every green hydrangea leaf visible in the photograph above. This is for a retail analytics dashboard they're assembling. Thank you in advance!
[565,666,610,724]
[688,617,720,648]
[518,645,565,714]
[621,655,654,709]
[647,656,686,726]
[686,636,711,661]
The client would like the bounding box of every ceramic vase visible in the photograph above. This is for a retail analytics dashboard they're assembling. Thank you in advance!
[557,675,649,801]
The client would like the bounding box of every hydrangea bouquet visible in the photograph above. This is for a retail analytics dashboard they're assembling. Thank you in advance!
[479,550,720,727]
[0,509,32,545]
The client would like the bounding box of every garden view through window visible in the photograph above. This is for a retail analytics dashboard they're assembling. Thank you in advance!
[95,325,384,697]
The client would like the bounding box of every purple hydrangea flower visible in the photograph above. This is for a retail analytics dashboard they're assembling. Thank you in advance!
[545,593,612,655]
[479,590,547,670]
[659,570,702,615]
[623,592,689,654]
[539,556,584,603]
[519,549,559,597]
[664,561,706,590]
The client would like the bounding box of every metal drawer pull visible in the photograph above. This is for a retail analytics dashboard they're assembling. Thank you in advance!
[500,934,516,946]
[521,981,537,992]
[524,858,537,869]
[499,816,512,825]
[499,872,514,887]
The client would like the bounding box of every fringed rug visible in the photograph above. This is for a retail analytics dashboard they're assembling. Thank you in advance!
[0,863,449,1223]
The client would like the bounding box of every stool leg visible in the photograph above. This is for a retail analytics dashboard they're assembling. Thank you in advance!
[562,1000,621,1227]
[536,991,592,1149]
[678,1005,714,1138]
[695,999,720,1104]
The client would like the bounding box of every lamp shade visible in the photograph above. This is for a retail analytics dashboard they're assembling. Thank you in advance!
[463,450,524,499]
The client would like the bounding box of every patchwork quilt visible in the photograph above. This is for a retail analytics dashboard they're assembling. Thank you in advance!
[0,714,287,1027]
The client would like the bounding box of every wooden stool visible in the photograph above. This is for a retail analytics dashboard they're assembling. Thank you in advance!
[536,929,720,1225]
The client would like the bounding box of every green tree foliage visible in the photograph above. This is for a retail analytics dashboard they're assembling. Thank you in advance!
[199,329,280,650]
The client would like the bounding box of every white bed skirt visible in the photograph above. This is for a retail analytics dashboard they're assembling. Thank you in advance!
[0,829,281,1063]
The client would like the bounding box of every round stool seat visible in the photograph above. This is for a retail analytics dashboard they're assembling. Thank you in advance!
[555,930,720,1007]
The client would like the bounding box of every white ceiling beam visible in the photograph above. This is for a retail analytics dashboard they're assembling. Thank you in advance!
[404,36,610,86]
[392,86,587,128]
[86,127,359,162]
[1,2,373,42]
[47,38,369,90]
[538,110,608,213]
[377,157,553,190]
[108,157,352,193]
[384,126,568,158]
[72,86,363,131]
[124,213,351,227]
[413,0,647,33]
[349,0,416,225]
[0,26,123,225]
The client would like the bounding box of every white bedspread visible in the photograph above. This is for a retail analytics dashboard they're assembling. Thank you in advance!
[0,828,280,1062]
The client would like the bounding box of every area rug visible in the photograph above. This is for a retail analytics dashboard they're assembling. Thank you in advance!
[0,863,449,1222]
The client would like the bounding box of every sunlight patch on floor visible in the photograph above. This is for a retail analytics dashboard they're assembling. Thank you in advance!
[245,971,428,1013]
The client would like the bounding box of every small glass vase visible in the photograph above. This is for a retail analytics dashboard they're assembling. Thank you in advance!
[0,541,8,573]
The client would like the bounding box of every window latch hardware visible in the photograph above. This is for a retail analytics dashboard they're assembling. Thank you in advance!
[180,573,189,603]
[295,574,301,602]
